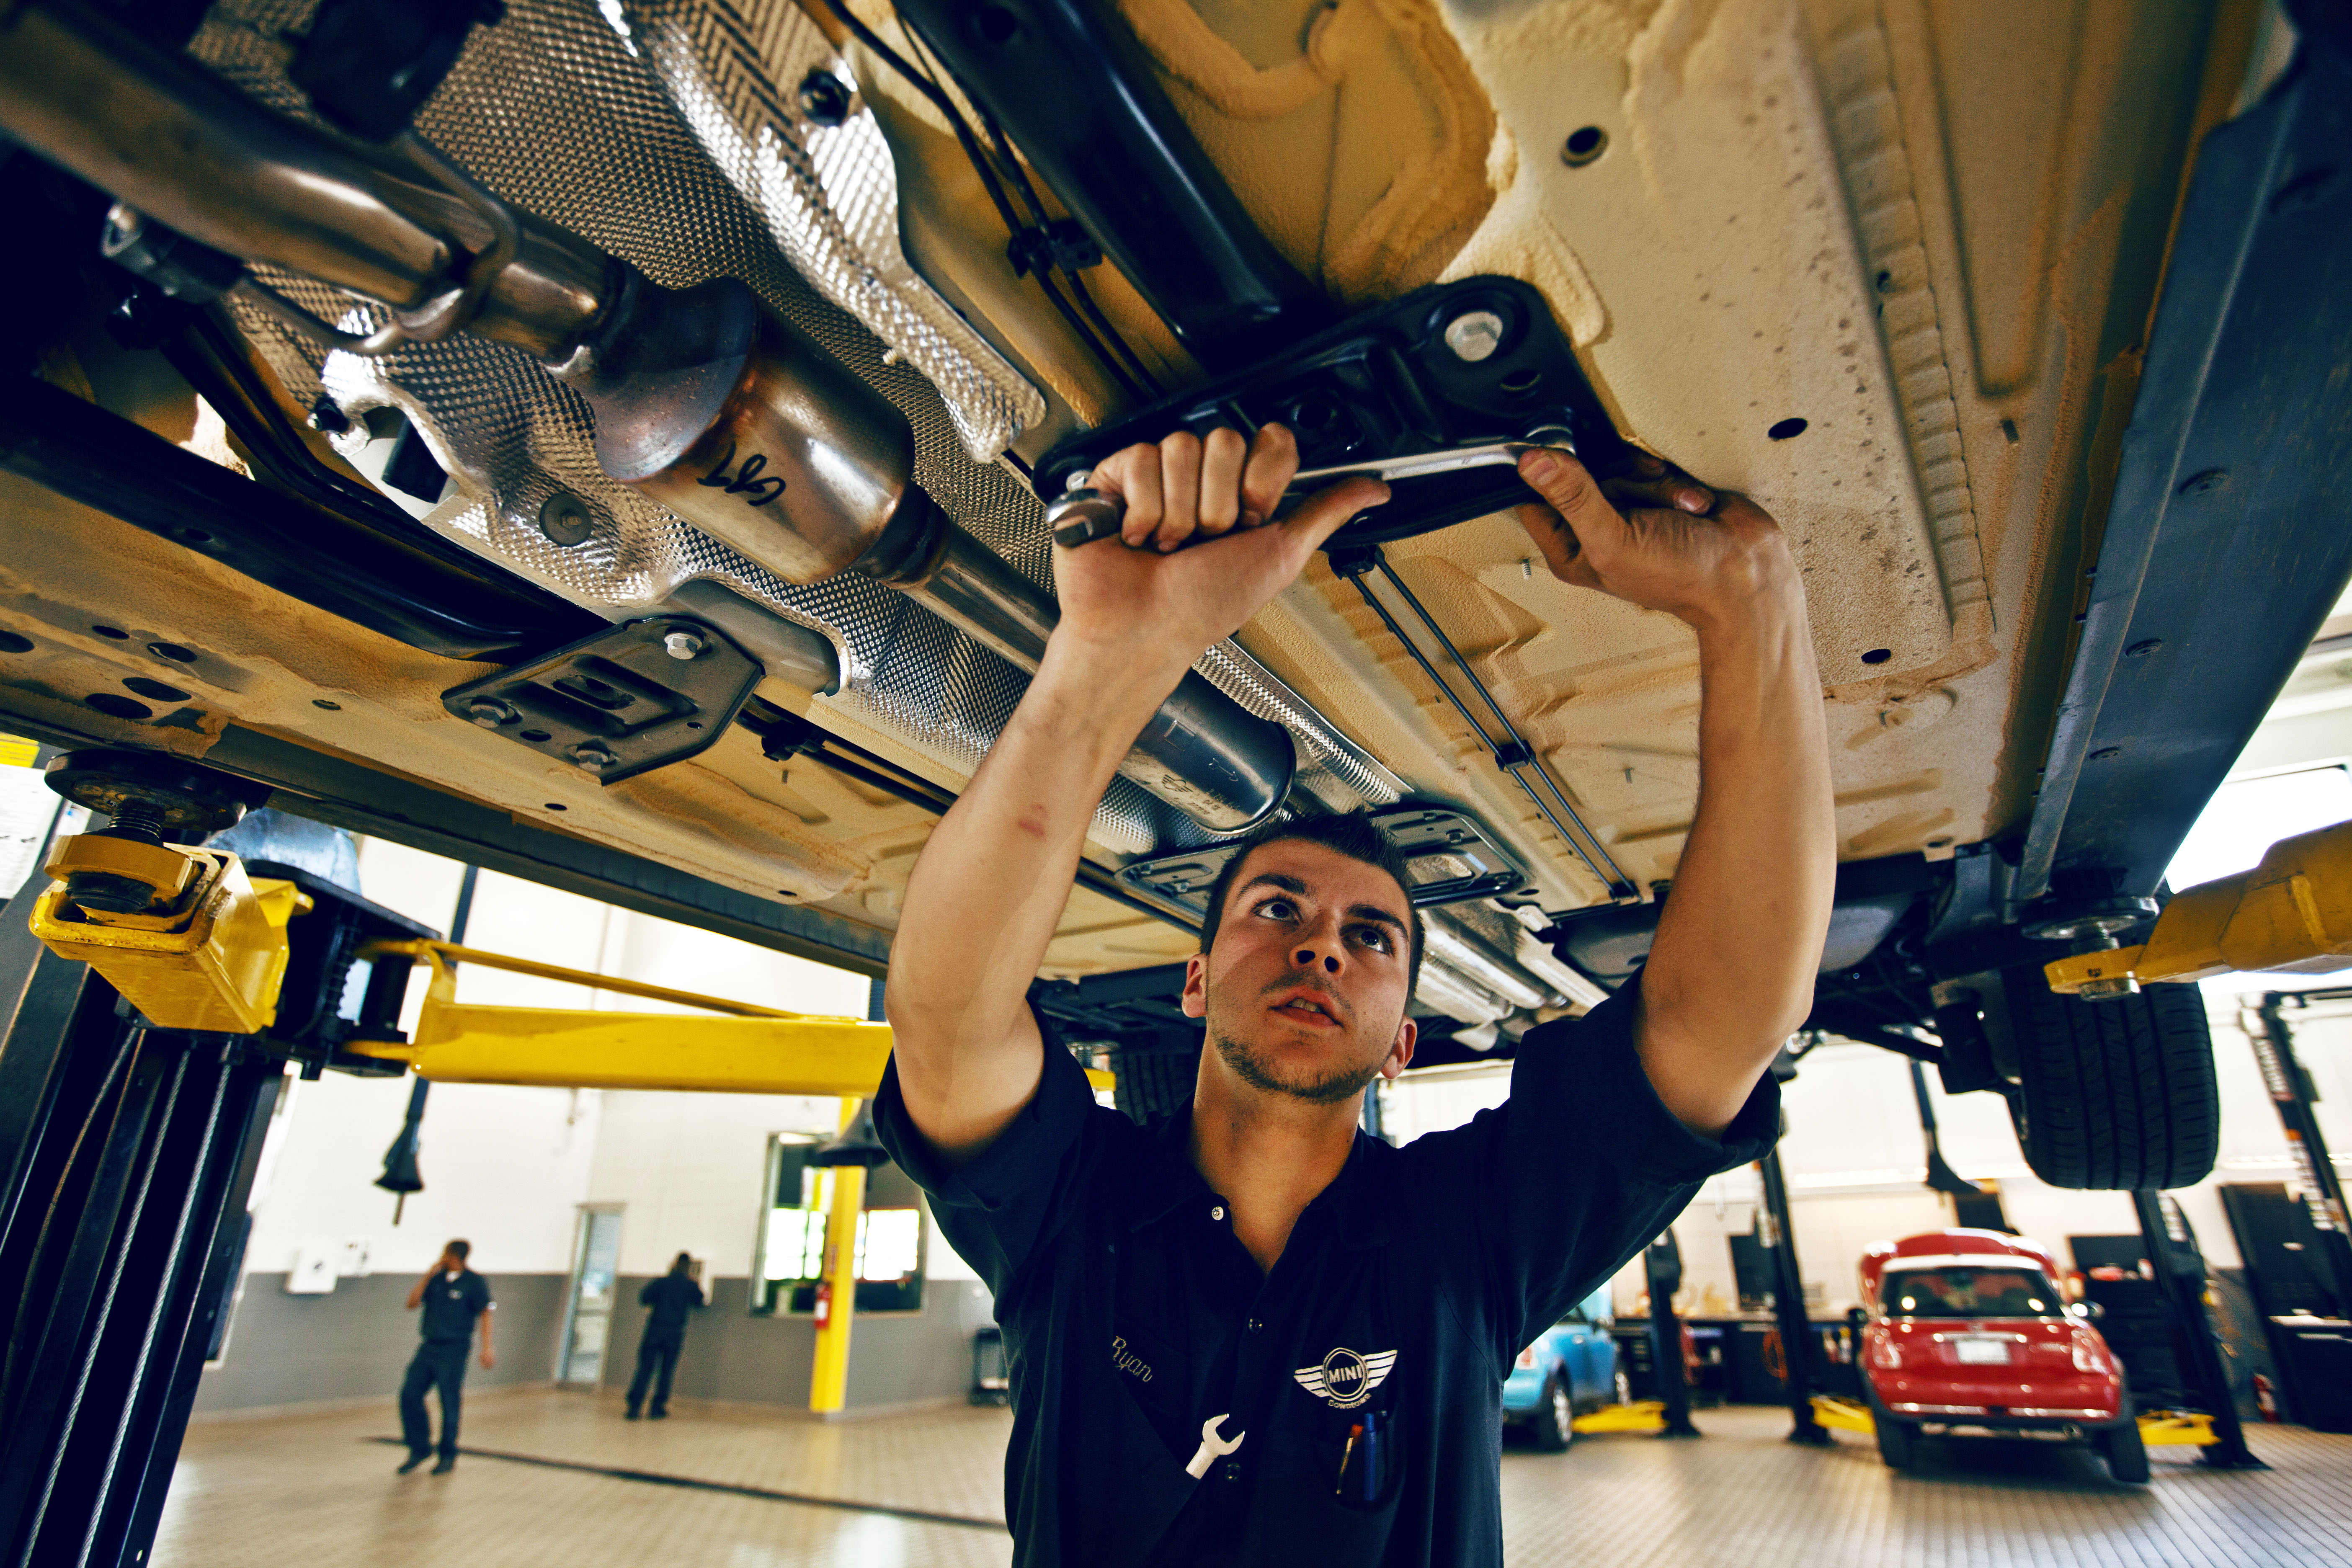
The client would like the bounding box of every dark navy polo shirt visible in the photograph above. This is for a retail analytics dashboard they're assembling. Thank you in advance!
[874,978,1778,1568]
[418,1269,492,1345]
[640,1273,706,1341]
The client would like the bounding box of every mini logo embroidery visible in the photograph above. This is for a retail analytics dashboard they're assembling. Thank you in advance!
[1293,1347,1397,1409]
[1111,1335,1154,1383]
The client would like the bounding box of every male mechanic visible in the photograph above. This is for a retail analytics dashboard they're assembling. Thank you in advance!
[626,1251,706,1420]
[397,1238,495,1475]
[877,426,1834,1565]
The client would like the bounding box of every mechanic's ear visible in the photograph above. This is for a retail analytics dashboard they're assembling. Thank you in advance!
[1380,1016,1417,1079]
[1180,952,1209,1020]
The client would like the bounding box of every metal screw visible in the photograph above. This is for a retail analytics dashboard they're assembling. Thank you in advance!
[306,394,351,436]
[1443,310,1506,363]
[2124,639,2164,658]
[798,69,851,127]
[539,494,593,548]
[2177,468,2229,497]
[573,744,617,774]
[467,698,516,728]
[663,630,706,661]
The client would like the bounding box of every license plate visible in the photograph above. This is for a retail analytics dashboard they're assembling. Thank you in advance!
[1955,1339,2010,1365]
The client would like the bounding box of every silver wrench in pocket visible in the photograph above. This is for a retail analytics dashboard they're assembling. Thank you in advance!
[1043,426,1577,549]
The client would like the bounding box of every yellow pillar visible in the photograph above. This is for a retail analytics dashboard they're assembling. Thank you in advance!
[807,1099,864,1414]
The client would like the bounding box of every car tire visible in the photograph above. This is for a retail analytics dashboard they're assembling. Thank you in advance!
[2097,1416,2150,1484]
[1863,1380,1916,1471]
[2001,965,2220,1189]
[1529,1374,1575,1452]
[1872,1409,1917,1470]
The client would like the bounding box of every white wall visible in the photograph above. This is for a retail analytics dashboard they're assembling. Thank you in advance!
[584,1090,845,1277]
[245,1070,602,1278]
[242,838,874,1285]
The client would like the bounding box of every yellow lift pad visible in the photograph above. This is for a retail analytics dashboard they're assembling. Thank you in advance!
[1570,1400,1667,1435]
[1810,1394,2218,1446]
[26,838,307,1034]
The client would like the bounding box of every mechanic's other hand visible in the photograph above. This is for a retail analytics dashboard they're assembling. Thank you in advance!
[480,1348,496,1370]
[1056,424,1387,663]
[1514,448,1798,633]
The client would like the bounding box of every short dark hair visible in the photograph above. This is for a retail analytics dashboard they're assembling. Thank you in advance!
[446,1239,471,1261]
[673,1251,693,1273]
[1198,811,1423,1001]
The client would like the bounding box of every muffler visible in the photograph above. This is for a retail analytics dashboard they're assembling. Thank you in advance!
[0,0,1292,832]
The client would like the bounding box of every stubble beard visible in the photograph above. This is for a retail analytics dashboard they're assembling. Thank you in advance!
[1207,977,1388,1107]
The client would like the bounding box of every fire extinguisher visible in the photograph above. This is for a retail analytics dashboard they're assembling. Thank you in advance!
[813,1277,833,1330]
[2253,1372,2279,1423]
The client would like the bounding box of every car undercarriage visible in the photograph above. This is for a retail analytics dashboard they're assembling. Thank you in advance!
[3,0,2349,1190]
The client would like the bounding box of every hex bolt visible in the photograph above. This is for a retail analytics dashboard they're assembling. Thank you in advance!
[798,69,852,127]
[1443,310,1506,363]
[663,630,706,661]
[306,394,352,435]
[573,745,617,775]
[467,698,517,728]
[538,494,594,548]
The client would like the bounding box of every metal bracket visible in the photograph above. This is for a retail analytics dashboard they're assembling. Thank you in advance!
[1037,277,1631,550]
[1115,802,1528,918]
[441,616,760,785]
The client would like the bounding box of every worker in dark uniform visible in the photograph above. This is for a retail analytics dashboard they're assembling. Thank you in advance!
[397,1239,494,1475]
[626,1251,706,1420]
[877,430,1834,1564]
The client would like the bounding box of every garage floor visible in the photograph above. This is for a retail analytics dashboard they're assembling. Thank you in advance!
[157,1391,2352,1567]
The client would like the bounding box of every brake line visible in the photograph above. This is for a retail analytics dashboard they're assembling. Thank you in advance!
[815,0,1158,404]
[1333,548,1636,901]
[731,699,1198,933]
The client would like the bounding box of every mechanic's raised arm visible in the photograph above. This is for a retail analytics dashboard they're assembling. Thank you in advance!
[884,428,1386,1167]
[1516,451,1835,1138]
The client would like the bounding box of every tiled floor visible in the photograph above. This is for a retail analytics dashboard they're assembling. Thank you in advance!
[157,1391,2352,1567]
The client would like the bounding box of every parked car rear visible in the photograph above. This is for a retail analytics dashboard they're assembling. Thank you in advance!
[1857,1229,2146,1483]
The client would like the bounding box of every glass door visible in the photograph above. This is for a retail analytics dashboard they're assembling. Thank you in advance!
[560,1207,624,1385]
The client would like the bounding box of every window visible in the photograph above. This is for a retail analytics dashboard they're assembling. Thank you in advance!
[1883,1266,2063,1319]
[750,1134,926,1315]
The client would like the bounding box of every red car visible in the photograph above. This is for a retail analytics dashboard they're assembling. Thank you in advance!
[1857,1229,2146,1483]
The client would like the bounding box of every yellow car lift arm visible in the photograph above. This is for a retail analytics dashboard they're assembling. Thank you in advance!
[25,835,1113,1099]
[2047,818,2352,997]
[345,939,1117,1096]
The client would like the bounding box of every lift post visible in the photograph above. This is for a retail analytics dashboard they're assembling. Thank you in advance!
[2244,992,2352,1302]
[2128,1189,2264,1468]
[808,1099,866,1416]
[1755,1146,1829,1444]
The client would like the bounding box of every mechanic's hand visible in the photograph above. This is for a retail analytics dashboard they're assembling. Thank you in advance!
[480,1347,496,1371]
[1514,448,1799,633]
[1055,425,1387,664]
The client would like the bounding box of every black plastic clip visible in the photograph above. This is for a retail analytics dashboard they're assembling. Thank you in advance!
[1007,219,1104,279]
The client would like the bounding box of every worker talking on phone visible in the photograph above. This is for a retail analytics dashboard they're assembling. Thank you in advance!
[876,427,1835,1565]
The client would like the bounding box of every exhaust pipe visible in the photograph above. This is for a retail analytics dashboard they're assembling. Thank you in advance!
[562,273,1295,830]
[0,0,1292,832]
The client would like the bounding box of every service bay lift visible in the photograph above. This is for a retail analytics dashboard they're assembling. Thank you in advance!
[0,747,1111,1565]
[5,746,2352,1563]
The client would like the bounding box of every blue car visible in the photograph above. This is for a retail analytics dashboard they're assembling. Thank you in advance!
[1503,1285,1629,1450]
